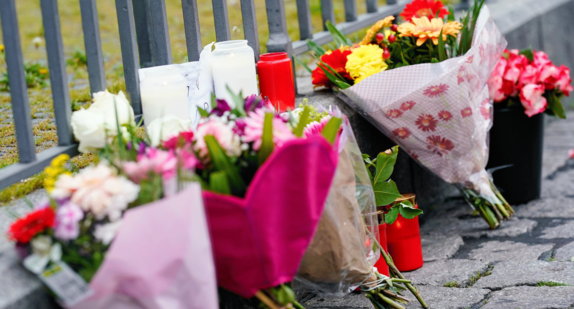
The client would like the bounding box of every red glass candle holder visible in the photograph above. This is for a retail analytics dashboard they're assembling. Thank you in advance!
[374,222,390,276]
[386,194,423,272]
[257,52,295,112]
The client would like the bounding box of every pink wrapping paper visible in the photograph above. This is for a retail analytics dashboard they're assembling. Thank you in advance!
[203,135,339,298]
[71,183,218,309]
[340,6,507,198]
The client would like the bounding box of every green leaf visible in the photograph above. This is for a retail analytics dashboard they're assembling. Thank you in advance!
[293,106,311,137]
[448,5,455,22]
[398,201,423,219]
[226,85,246,116]
[257,112,275,165]
[373,180,402,206]
[211,93,218,109]
[318,64,352,89]
[437,28,447,62]
[319,59,347,82]
[547,92,566,119]
[307,40,326,57]
[325,20,352,47]
[385,206,400,224]
[197,106,210,117]
[321,117,343,144]
[204,135,246,195]
[294,56,313,74]
[373,146,399,184]
[519,48,534,62]
[210,171,231,195]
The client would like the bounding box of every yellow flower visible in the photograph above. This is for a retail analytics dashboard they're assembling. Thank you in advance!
[39,68,48,75]
[360,16,395,45]
[398,17,462,46]
[345,45,388,84]
[44,154,70,193]
[0,45,4,52]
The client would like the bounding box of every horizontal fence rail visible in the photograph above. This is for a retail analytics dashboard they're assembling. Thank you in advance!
[0,0,411,190]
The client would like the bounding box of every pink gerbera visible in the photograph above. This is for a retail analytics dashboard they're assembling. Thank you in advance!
[392,127,411,139]
[423,84,449,97]
[244,109,295,150]
[400,101,416,111]
[303,116,332,137]
[415,114,438,132]
[461,107,472,118]
[426,135,454,156]
[387,109,403,119]
[437,110,453,121]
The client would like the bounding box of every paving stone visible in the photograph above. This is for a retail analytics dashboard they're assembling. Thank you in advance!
[481,286,574,309]
[421,234,464,262]
[554,241,574,262]
[539,220,574,239]
[304,292,372,309]
[420,216,537,239]
[406,259,490,287]
[468,241,554,263]
[473,260,574,289]
[0,190,48,252]
[542,167,574,199]
[516,197,574,218]
[405,286,490,309]
[0,249,56,309]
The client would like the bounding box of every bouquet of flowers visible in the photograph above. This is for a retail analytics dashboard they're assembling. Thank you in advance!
[8,90,218,308]
[489,48,571,118]
[300,0,513,229]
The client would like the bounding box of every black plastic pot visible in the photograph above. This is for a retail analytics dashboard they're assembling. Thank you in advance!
[486,104,544,205]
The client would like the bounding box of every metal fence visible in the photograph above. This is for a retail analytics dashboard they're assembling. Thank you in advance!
[0,0,412,190]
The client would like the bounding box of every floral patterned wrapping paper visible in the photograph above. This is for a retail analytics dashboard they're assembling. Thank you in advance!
[340,6,507,200]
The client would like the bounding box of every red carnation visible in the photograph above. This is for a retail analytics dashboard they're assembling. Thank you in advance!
[400,0,449,22]
[8,207,56,244]
[312,49,352,89]
[415,114,438,132]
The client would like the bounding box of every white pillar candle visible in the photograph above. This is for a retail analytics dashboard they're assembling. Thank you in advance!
[211,40,258,106]
[140,66,190,126]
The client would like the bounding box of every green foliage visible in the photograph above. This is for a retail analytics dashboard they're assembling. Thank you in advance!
[209,171,231,195]
[204,135,247,196]
[321,117,343,144]
[257,113,275,165]
[325,20,352,47]
[293,106,311,137]
[444,281,459,287]
[546,91,566,119]
[537,281,570,287]
[0,62,50,91]
[457,0,485,56]
[66,48,88,68]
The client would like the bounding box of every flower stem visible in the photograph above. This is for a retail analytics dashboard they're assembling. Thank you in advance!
[378,293,405,309]
[254,291,280,309]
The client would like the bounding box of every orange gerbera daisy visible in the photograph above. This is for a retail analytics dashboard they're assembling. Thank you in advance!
[400,0,449,22]
[398,17,461,46]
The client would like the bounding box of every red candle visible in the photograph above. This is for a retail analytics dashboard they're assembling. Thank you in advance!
[257,52,295,111]
[386,194,423,272]
[374,222,390,276]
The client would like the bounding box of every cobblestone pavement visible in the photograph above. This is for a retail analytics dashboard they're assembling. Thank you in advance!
[301,115,574,309]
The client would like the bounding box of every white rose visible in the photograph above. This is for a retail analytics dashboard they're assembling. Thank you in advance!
[146,115,192,147]
[71,90,135,153]
[94,220,123,245]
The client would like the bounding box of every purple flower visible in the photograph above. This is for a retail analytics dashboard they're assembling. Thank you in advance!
[233,118,247,136]
[54,202,84,241]
[138,142,147,156]
[211,99,231,116]
[244,95,262,112]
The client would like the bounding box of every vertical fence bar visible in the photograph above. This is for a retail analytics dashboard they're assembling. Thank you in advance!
[344,0,358,22]
[240,0,260,60]
[149,0,172,65]
[320,0,335,31]
[79,0,106,94]
[265,0,292,54]
[41,0,73,146]
[133,0,156,67]
[115,0,142,115]
[181,0,202,61]
[212,0,231,42]
[366,0,377,13]
[296,0,313,40]
[0,0,36,163]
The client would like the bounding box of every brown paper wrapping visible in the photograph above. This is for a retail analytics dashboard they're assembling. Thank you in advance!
[296,146,374,288]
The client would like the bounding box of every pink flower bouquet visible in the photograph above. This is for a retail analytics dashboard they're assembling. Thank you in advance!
[331,4,512,229]
[488,48,571,118]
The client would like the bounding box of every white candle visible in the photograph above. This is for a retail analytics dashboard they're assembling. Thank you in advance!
[140,66,190,126]
[211,40,258,106]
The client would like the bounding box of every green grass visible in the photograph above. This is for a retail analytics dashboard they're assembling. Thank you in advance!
[468,265,493,286]
[536,281,571,287]
[444,281,459,287]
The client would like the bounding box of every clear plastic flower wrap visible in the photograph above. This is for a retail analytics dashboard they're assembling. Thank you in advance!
[337,6,513,229]
[295,116,380,296]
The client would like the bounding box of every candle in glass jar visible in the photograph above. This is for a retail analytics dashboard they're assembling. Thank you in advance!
[211,40,258,106]
[140,66,189,126]
[257,52,295,111]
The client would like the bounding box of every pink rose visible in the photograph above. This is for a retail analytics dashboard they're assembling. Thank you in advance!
[519,84,547,117]
[518,65,539,89]
[556,65,573,96]
[538,64,560,90]
[488,58,507,102]
[533,51,551,68]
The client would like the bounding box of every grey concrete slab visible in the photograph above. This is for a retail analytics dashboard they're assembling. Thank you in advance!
[421,234,464,262]
[468,241,554,263]
[405,286,490,309]
[554,241,574,262]
[516,197,574,218]
[482,286,574,309]
[304,292,372,309]
[405,259,490,287]
[474,260,574,289]
[539,220,574,239]
[420,216,537,239]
